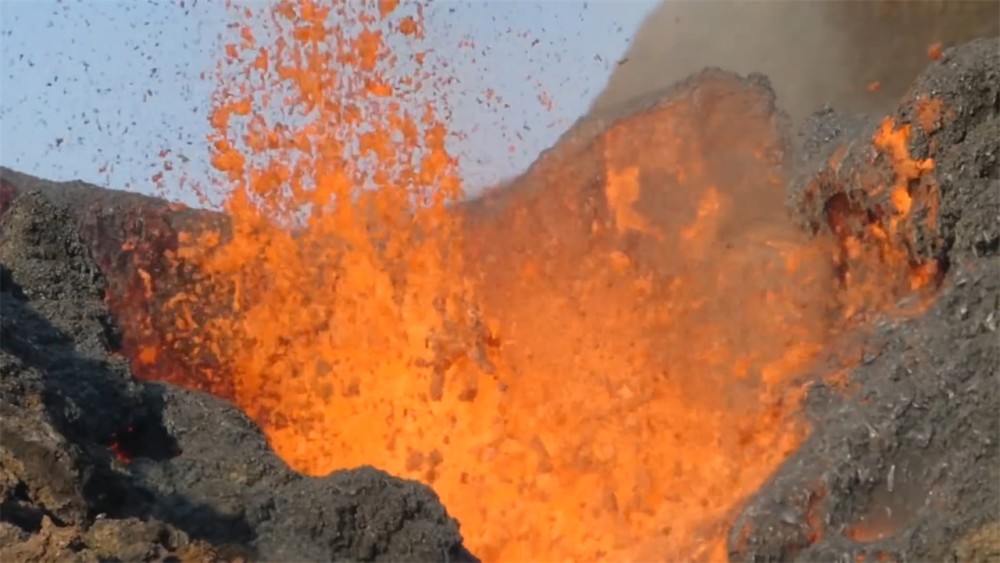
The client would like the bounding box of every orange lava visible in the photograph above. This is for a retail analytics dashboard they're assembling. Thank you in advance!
[147,1,941,561]
[913,95,947,134]
[927,41,944,61]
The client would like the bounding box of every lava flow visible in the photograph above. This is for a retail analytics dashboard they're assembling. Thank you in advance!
[137,1,943,561]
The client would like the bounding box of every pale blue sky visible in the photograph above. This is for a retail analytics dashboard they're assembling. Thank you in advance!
[0,0,657,204]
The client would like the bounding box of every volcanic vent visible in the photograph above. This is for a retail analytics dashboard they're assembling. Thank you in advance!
[1,2,997,561]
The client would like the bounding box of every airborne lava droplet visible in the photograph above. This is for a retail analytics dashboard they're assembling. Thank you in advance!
[927,41,943,61]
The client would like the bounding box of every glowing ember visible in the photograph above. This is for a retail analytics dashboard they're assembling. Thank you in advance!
[137,1,943,561]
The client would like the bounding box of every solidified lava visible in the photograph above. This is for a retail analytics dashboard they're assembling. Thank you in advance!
[0,23,996,563]
[728,37,1000,562]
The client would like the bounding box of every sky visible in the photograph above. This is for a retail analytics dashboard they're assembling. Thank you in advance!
[0,0,658,204]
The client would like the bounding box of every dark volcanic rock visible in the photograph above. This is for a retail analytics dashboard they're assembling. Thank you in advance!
[0,193,473,561]
[730,38,1000,563]
[790,37,1000,263]
[133,385,472,562]
[0,167,234,400]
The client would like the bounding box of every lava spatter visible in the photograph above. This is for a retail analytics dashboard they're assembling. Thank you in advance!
[138,1,947,561]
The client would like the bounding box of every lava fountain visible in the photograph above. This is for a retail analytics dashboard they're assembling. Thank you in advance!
[140,1,942,560]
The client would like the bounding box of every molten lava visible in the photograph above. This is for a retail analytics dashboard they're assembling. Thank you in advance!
[135,1,943,561]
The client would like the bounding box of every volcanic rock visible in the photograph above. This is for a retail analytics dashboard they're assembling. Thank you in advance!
[0,168,235,402]
[0,192,474,561]
[729,37,1000,562]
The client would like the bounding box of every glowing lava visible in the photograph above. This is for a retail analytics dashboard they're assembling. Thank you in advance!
[142,1,942,561]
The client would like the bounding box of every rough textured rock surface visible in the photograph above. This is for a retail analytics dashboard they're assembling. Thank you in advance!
[729,37,1000,563]
[0,168,234,401]
[0,192,474,562]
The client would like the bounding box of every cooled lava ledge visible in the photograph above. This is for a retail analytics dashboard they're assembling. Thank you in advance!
[1,37,997,562]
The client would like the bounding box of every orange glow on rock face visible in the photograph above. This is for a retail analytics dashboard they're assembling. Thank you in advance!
[132,2,945,561]
[828,117,941,319]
